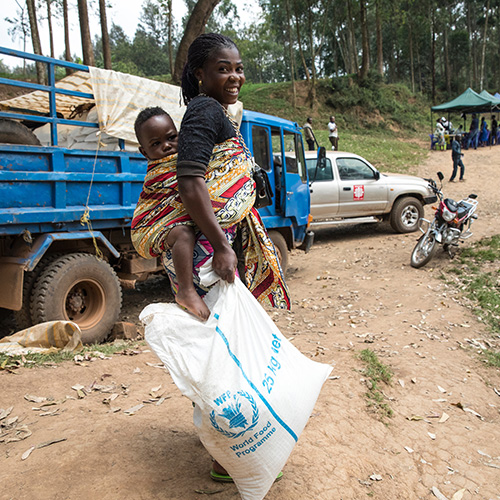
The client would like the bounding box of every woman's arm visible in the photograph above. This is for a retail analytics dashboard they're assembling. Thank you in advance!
[178,176,237,283]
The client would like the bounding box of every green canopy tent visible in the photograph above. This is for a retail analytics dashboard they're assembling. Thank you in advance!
[431,88,493,113]
[429,88,499,147]
[478,90,500,110]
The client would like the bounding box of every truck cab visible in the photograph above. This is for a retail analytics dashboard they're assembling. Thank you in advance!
[241,110,313,271]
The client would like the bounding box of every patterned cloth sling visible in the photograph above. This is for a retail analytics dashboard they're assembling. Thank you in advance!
[131,137,290,309]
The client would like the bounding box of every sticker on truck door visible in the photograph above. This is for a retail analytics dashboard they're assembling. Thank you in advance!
[353,185,365,200]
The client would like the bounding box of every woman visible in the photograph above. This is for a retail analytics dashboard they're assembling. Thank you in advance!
[132,33,290,481]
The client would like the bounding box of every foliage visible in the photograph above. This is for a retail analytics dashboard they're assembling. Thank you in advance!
[443,235,500,367]
[358,348,394,420]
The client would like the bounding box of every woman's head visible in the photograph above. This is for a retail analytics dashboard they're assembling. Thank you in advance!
[181,33,245,107]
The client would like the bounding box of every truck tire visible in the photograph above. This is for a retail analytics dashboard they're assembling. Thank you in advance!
[13,253,64,331]
[0,118,41,145]
[390,196,423,233]
[30,253,122,344]
[268,230,288,274]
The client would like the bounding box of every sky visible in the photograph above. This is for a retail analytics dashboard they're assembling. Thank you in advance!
[0,0,260,68]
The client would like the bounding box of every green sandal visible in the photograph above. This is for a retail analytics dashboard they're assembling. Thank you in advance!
[209,469,283,483]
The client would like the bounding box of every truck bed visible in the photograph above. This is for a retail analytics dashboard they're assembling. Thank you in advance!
[0,143,147,235]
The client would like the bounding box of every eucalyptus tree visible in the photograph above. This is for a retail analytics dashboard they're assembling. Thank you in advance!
[77,0,95,65]
[26,0,46,83]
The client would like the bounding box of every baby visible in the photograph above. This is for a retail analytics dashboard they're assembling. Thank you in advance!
[134,107,210,321]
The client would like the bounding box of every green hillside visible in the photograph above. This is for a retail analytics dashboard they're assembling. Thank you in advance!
[239,77,434,175]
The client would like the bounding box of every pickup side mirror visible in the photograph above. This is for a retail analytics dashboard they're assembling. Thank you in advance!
[374,170,380,180]
[310,146,326,185]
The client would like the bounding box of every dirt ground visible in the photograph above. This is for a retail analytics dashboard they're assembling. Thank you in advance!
[1,144,500,500]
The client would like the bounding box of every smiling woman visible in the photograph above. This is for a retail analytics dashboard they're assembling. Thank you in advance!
[134,32,291,488]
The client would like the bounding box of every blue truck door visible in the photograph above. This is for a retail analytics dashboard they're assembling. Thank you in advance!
[281,131,310,228]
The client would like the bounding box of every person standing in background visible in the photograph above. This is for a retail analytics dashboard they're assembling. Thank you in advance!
[328,116,338,150]
[303,117,315,151]
[466,113,479,150]
[450,134,465,182]
[490,115,498,145]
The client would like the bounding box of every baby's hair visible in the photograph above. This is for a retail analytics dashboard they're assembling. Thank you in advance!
[134,106,172,140]
[181,33,238,106]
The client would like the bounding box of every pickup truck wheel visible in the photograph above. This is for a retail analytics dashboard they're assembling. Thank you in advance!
[0,119,41,145]
[30,253,122,344]
[268,230,288,274]
[390,196,423,233]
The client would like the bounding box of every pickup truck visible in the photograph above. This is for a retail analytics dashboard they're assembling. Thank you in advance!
[0,47,315,343]
[305,150,437,233]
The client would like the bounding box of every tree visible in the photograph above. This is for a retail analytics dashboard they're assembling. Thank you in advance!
[77,0,95,66]
[5,0,30,74]
[172,0,222,83]
[358,0,370,80]
[62,0,73,74]
[26,0,46,84]
[45,0,55,58]
[99,0,112,69]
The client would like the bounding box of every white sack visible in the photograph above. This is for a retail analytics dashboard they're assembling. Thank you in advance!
[140,268,332,500]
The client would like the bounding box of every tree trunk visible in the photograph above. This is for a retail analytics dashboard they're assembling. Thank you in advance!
[346,0,358,74]
[77,0,95,66]
[306,0,317,105]
[46,0,55,58]
[62,0,72,75]
[167,0,174,76]
[293,2,311,82]
[26,0,46,84]
[99,0,112,69]
[172,0,221,84]
[375,0,383,77]
[479,0,490,91]
[359,0,370,80]
[409,22,415,93]
[443,20,451,95]
[431,9,436,103]
[285,0,296,108]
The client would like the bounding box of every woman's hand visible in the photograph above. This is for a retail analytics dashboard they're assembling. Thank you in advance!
[212,245,237,283]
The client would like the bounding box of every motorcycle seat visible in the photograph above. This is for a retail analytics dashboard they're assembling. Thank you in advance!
[457,201,473,218]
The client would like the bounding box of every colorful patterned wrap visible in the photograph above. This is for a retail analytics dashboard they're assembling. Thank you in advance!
[131,137,290,309]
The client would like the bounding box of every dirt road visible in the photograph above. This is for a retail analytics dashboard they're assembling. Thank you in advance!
[1,144,499,500]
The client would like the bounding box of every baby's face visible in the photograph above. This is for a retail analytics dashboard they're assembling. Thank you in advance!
[138,115,178,160]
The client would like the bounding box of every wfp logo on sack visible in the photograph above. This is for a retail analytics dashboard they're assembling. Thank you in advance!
[210,390,259,439]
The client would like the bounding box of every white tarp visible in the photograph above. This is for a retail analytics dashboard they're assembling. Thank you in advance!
[88,67,186,144]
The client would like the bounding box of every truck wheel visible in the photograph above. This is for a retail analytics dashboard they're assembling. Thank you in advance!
[30,253,122,344]
[268,230,288,274]
[14,253,62,331]
[390,196,423,233]
[0,119,41,145]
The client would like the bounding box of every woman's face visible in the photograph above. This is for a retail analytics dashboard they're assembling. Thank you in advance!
[196,46,245,108]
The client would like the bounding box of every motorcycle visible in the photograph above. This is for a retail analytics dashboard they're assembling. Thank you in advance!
[410,172,478,268]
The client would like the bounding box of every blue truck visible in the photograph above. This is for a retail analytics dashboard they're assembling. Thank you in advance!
[0,47,315,343]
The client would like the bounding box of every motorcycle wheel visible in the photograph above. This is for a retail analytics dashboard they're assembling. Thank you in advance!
[410,232,437,268]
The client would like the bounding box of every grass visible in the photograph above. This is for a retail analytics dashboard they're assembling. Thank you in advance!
[357,348,394,420]
[444,235,500,367]
[0,340,146,371]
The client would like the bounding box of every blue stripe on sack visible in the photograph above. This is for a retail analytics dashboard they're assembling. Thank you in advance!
[214,313,298,442]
